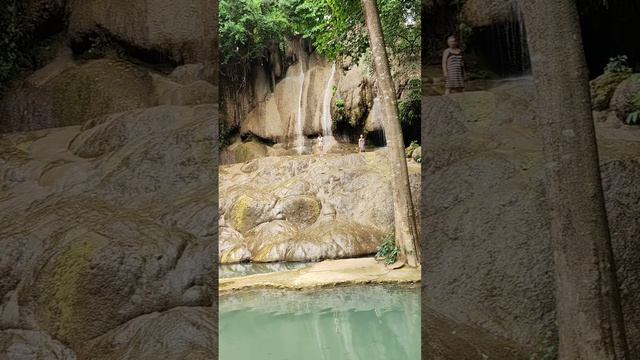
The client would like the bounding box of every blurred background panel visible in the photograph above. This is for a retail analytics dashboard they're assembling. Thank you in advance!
[0,1,219,359]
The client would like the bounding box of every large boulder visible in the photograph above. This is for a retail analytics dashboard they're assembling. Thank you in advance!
[590,71,632,110]
[423,78,640,356]
[219,152,421,263]
[610,74,640,121]
[334,63,372,128]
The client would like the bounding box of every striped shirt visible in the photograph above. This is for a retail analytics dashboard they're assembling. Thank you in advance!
[445,50,464,89]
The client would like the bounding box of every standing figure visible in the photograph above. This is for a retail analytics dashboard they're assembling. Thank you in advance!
[442,35,465,94]
[358,134,365,153]
[318,135,324,154]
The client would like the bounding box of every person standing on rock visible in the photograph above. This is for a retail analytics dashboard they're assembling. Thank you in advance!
[358,134,366,152]
[442,35,465,94]
[318,135,324,154]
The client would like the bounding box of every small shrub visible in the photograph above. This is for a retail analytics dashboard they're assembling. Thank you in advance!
[625,92,640,125]
[376,233,399,265]
[604,55,632,74]
[334,98,349,123]
[405,140,419,157]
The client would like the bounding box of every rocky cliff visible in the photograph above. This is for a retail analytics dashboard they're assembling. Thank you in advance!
[221,38,420,148]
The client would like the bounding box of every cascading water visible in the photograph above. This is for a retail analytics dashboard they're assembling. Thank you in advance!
[295,56,306,154]
[511,0,530,75]
[477,1,531,76]
[371,96,387,146]
[320,63,337,151]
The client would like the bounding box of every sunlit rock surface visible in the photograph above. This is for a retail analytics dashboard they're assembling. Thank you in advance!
[219,152,421,264]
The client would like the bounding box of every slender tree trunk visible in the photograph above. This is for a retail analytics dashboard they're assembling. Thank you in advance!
[361,0,420,267]
[521,0,629,358]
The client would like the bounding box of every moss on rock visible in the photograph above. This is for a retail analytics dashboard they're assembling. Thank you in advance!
[281,195,321,227]
[590,72,632,111]
[228,193,278,232]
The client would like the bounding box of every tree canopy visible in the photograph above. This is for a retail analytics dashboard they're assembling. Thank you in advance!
[220,0,421,67]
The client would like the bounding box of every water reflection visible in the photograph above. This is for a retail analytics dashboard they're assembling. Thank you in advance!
[220,285,420,360]
[219,262,312,279]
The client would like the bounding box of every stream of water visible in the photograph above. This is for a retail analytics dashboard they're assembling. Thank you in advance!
[220,284,420,360]
[295,58,307,154]
[320,63,337,151]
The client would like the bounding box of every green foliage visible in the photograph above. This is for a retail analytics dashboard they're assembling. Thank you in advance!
[604,55,632,74]
[398,78,421,126]
[220,0,421,66]
[405,140,419,155]
[76,32,126,61]
[334,97,349,123]
[625,91,640,125]
[376,233,399,265]
[0,1,35,92]
[220,0,290,67]
[0,1,65,93]
[625,112,640,125]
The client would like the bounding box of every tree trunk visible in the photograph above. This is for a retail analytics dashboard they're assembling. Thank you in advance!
[361,0,420,267]
[521,0,629,358]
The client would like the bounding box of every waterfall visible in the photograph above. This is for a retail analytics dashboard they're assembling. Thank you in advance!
[511,0,530,75]
[295,58,306,154]
[371,97,387,147]
[320,63,337,151]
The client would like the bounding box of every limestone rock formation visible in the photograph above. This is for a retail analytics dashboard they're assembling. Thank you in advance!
[0,65,217,359]
[423,78,640,356]
[0,59,155,133]
[219,152,421,263]
[239,57,373,142]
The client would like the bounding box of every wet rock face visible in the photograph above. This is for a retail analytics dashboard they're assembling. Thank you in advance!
[460,0,516,27]
[67,0,217,69]
[219,152,421,263]
[423,78,640,356]
[0,63,217,358]
[239,56,373,143]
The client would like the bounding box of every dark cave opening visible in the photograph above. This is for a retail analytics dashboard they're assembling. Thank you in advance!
[466,21,531,77]
[69,28,179,72]
[578,0,640,77]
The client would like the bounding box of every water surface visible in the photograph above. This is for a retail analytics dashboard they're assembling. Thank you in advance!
[220,285,420,360]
